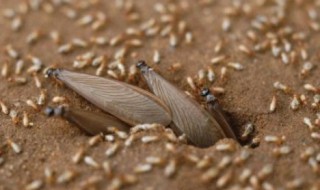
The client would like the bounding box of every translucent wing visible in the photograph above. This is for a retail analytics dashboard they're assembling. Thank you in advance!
[138,63,226,147]
[201,88,237,140]
[55,69,172,126]
[207,100,237,140]
[64,107,130,135]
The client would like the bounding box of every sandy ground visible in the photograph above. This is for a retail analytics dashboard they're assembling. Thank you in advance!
[0,0,320,189]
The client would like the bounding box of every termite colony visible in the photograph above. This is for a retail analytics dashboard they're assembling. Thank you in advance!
[0,0,320,189]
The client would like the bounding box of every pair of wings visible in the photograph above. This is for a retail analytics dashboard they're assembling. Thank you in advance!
[54,68,229,147]
[56,70,171,127]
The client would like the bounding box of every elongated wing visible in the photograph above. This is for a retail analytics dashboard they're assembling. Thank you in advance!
[55,69,172,126]
[208,102,237,140]
[139,66,226,147]
[64,107,130,135]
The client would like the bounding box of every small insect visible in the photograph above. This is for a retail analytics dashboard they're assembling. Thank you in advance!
[1,62,9,78]
[141,136,159,143]
[239,168,252,183]
[72,147,85,164]
[7,139,22,154]
[153,50,161,64]
[44,106,129,135]
[137,61,236,147]
[56,170,76,184]
[88,135,103,146]
[46,68,172,126]
[0,100,9,115]
[26,99,39,110]
[201,167,220,183]
[196,156,211,169]
[241,123,254,141]
[273,146,292,157]
[25,180,43,190]
[134,163,152,173]
[216,169,232,188]
[146,156,163,165]
[45,60,237,148]
[5,45,19,59]
[164,159,177,178]
[84,156,100,168]
[105,143,120,157]
[269,95,276,113]
[201,88,237,140]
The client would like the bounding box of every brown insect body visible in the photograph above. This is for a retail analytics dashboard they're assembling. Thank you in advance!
[47,69,172,127]
[136,61,227,147]
[45,106,130,135]
[200,88,237,140]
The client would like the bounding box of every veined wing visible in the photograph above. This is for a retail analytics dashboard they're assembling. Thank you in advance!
[140,66,226,147]
[65,107,130,134]
[56,69,172,126]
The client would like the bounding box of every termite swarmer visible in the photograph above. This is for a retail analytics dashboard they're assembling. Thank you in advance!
[45,60,237,148]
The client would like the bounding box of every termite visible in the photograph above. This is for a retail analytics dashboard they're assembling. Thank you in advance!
[44,106,130,135]
[137,60,236,147]
[46,68,172,127]
[200,88,237,140]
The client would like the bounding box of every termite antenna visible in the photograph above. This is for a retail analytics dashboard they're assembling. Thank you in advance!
[136,60,150,73]
[45,68,60,78]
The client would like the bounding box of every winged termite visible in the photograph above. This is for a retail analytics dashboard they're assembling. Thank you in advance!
[136,60,227,147]
[46,69,172,126]
[200,88,237,140]
[44,106,130,135]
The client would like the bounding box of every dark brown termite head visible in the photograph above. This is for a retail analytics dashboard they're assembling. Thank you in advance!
[44,106,55,116]
[200,88,217,103]
[44,105,66,117]
[136,60,151,74]
[45,68,61,78]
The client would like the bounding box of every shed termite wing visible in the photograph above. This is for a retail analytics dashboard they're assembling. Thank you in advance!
[200,88,237,140]
[46,68,172,127]
[136,60,226,147]
[44,106,130,135]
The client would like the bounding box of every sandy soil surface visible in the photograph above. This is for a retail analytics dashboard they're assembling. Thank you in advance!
[0,0,320,189]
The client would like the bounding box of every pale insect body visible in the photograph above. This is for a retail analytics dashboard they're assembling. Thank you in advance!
[15,60,24,75]
[0,100,9,114]
[57,170,76,184]
[84,156,100,168]
[5,45,19,59]
[25,180,43,190]
[1,62,9,78]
